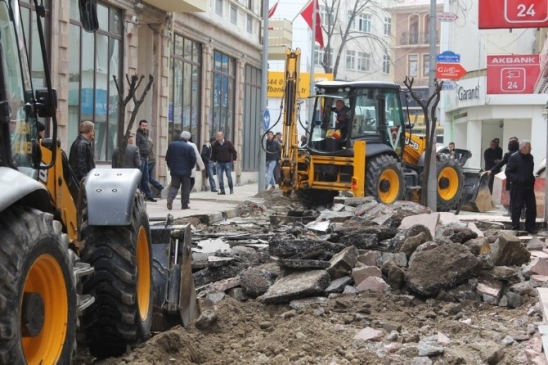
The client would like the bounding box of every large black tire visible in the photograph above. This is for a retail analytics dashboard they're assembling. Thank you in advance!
[436,155,465,212]
[296,189,338,208]
[80,194,152,359]
[0,206,76,365]
[366,154,405,204]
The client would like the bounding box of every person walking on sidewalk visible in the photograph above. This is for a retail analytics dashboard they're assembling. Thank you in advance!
[69,120,95,182]
[136,119,156,202]
[181,132,205,191]
[201,137,218,192]
[487,137,519,216]
[211,131,237,195]
[147,137,164,198]
[165,131,196,210]
[504,140,537,234]
[265,131,280,189]
[112,133,140,168]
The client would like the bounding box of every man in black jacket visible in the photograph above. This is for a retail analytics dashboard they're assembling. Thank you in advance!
[166,132,196,210]
[505,140,537,233]
[201,137,217,192]
[487,137,519,215]
[211,131,237,195]
[136,119,156,202]
[69,120,95,182]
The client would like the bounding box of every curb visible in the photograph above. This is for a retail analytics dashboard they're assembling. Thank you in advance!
[198,207,240,225]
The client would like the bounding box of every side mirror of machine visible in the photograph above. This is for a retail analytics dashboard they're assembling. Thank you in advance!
[35,89,58,118]
[79,0,99,33]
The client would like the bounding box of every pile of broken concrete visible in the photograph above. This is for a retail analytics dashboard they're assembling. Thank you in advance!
[194,196,545,310]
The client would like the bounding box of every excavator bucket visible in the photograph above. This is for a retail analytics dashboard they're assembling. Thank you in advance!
[457,171,495,213]
[149,219,200,331]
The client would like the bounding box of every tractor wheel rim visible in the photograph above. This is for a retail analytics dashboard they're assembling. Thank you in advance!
[378,169,399,204]
[438,167,458,200]
[22,254,67,365]
[137,226,151,321]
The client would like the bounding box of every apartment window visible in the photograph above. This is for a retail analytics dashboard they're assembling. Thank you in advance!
[346,50,356,70]
[384,17,391,36]
[382,54,390,74]
[408,54,418,77]
[357,52,370,71]
[215,0,223,16]
[358,13,371,33]
[169,35,202,144]
[347,10,355,29]
[409,14,419,44]
[246,14,252,33]
[242,65,262,171]
[69,2,122,162]
[314,45,332,67]
[423,54,430,77]
[320,5,333,26]
[230,4,237,24]
[247,0,253,10]
[211,51,236,140]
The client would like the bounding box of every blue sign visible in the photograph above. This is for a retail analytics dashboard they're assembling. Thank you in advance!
[437,50,460,63]
[442,81,456,90]
[263,108,270,130]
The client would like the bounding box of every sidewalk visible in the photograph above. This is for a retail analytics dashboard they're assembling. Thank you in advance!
[145,183,262,224]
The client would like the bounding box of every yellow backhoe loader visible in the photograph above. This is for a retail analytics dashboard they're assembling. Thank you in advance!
[276,48,466,210]
[0,0,197,363]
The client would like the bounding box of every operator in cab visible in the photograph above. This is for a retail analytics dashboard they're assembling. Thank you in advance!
[332,100,350,142]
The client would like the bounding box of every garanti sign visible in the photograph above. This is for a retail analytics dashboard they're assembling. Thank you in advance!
[486,55,540,94]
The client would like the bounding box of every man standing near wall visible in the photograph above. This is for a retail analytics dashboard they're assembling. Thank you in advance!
[69,120,96,182]
[136,119,156,202]
[211,131,237,195]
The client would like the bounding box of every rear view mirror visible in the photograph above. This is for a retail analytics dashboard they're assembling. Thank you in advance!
[79,0,99,32]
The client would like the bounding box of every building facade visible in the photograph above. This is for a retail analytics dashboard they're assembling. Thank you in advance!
[439,0,545,170]
[390,0,442,136]
[32,0,264,187]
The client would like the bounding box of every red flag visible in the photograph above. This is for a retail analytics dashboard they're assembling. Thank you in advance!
[300,0,324,49]
[268,1,279,18]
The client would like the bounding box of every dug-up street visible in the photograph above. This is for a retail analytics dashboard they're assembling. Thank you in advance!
[77,185,548,365]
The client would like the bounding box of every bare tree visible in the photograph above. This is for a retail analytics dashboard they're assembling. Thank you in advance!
[112,74,154,167]
[403,76,443,207]
[319,0,403,79]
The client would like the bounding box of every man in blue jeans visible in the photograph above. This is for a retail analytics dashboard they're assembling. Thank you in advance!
[201,137,218,192]
[136,119,156,202]
[265,131,280,189]
[211,131,237,195]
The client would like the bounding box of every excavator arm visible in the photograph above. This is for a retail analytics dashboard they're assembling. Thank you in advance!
[279,49,301,192]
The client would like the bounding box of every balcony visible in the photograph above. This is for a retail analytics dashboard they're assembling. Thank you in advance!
[399,31,439,46]
[268,19,292,60]
[141,0,206,12]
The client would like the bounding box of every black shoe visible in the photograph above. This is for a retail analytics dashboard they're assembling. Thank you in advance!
[527,229,539,235]
[145,197,157,202]
[230,189,234,194]
[167,201,172,210]
[211,189,218,192]
[218,192,226,195]
[181,206,190,210]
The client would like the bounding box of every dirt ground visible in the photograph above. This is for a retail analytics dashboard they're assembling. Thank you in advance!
[78,292,541,365]
[74,191,546,364]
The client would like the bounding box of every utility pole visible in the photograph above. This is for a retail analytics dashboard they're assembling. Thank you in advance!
[308,0,317,127]
[259,0,268,193]
[427,0,437,211]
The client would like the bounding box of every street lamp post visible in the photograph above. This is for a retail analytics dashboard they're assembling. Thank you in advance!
[259,0,269,193]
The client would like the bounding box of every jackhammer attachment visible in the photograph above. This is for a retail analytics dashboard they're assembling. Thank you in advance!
[149,222,200,332]
[456,170,495,214]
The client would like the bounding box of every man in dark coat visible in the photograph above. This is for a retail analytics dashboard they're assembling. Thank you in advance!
[211,131,237,195]
[487,137,519,215]
[265,131,281,189]
[505,140,537,233]
[112,133,140,169]
[201,137,217,192]
[136,119,156,202]
[69,120,95,182]
[166,131,196,210]
[484,139,502,193]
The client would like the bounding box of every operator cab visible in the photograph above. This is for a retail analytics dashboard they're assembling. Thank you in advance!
[309,81,405,155]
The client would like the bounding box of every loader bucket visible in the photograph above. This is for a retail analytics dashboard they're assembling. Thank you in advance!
[149,222,200,332]
[456,170,495,213]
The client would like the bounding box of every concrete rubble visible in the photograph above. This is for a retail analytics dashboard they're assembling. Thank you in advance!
[185,194,548,364]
